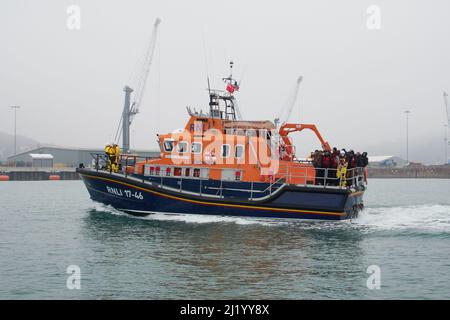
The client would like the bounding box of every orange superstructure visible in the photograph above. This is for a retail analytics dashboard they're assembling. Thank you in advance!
[130,72,330,186]
[134,106,329,185]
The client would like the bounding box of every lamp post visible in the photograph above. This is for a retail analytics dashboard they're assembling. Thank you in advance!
[404,110,411,163]
[11,106,21,157]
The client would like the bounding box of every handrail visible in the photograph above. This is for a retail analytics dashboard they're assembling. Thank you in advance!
[87,152,366,201]
[261,164,367,189]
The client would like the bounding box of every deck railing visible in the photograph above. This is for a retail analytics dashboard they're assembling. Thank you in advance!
[87,153,366,200]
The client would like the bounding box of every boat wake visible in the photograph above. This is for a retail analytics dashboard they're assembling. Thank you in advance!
[89,203,289,226]
[89,202,450,233]
[354,204,450,234]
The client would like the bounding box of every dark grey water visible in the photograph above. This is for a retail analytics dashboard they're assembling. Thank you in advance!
[0,179,449,299]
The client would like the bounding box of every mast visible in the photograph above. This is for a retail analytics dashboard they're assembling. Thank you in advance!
[208,61,240,120]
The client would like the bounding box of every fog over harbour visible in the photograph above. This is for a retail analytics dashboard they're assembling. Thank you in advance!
[1,0,449,164]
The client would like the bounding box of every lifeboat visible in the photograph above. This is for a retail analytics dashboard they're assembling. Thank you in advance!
[77,69,366,220]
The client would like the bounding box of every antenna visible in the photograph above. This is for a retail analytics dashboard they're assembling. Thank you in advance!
[207,76,211,95]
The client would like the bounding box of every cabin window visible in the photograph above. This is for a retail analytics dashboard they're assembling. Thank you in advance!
[235,145,244,159]
[177,142,188,153]
[174,167,182,176]
[164,167,172,176]
[149,166,155,175]
[163,139,174,152]
[235,171,242,181]
[184,168,191,177]
[191,142,202,154]
[193,168,201,178]
[221,144,230,158]
[155,167,160,176]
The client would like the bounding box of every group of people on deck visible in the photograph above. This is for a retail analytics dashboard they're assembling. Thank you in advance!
[310,148,368,187]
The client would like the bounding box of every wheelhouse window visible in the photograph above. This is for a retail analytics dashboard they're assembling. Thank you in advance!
[221,144,230,158]
[163,139,174,152]
[184,168,191,177]
[191,142,202,154]
[193,168,201,178]
[235,145,244,159]
[177,141,188,153]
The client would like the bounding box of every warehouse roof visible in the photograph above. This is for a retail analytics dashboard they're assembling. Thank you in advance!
[29,153,54,159]
[7,145,159,160]
[369,155,395,163]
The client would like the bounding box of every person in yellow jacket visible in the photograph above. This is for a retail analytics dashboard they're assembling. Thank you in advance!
[104,144,116,172]
[336,154,348,187]
[113,144,120,173]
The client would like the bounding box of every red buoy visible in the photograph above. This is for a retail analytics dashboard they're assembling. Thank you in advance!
[0,175,9,181]
[49,175,61,181]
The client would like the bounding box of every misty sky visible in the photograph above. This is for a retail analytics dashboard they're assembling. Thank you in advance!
[1,0,450,164]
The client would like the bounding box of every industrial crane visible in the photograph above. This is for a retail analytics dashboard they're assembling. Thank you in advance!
[270,76,303,160]
[115,18,161,153]
[274,76,303,128]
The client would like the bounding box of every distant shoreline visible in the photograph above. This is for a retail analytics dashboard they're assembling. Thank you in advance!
[368,166,450,179]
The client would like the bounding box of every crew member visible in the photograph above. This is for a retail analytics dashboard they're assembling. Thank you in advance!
[337,151,348,187]
[113,143,120,173]
[104,144,116,172]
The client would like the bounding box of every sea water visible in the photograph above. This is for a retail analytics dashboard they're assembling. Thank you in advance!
[0,179,449,299]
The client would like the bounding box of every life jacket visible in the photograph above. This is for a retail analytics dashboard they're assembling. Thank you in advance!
[337,160,348,187]
[330,155,338,168]
[104,145,114,157]
[348,155,356,168]
[322,155,331,168]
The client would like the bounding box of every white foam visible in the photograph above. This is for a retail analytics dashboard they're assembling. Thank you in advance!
[89,203,289,226]
[137,212,291,226]
[90,203,127,217]
[89,202,450,233]
[355,204,450,233]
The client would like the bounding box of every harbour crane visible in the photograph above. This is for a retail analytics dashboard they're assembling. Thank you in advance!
[274,76,303,129]
[115,18,161,153]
